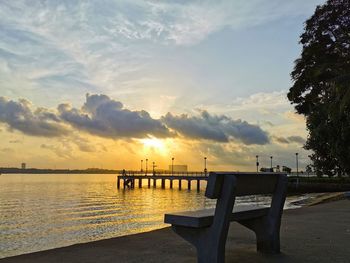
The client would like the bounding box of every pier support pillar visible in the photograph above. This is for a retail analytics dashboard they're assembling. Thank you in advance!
[117,177,120,189]
[179,180,182,190]
[148,178,151,188]
[197,179,200,191]
[153,179,157,188]
[161,179,165,189]
[170,180,173,189]
[188,180,191,190]
[138,178,142,188]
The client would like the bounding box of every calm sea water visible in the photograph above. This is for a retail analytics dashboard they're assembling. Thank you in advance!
[0,173,303,259]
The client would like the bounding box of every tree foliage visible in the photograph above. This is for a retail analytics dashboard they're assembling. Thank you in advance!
[287,0,350,177]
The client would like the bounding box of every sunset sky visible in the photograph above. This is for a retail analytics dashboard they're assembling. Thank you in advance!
[0,0,324,171]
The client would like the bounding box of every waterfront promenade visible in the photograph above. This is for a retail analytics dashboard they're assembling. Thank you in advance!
[1,198,349,263]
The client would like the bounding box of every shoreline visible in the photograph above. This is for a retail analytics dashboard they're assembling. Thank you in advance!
[288,191,348,207]
[1,194,349,263]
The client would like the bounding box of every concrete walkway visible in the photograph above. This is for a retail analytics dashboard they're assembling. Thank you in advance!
[1,199,349,263]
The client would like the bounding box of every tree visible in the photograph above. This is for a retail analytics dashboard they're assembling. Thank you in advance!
[305,164,313,175]
[287,0,350,177]
[282,166,292,174]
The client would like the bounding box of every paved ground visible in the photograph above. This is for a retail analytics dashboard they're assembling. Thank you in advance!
[1,199,349,263]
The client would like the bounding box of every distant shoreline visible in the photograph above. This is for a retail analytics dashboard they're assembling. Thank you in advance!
[2,169,350,194]
[0,168,121,174]
[0,168,201,174]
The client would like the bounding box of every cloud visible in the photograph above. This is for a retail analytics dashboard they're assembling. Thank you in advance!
[283,111,306,123]
[196,141,253,168]
[0,97,68,137]
[0,0,323,111]
[71,135,96,153]
[9,139,22,144]
[287,136,306,145]
[0,1,323,50]
[274,135,306,145]
[58,94,173,139]
[40,143,73,159]
[274,136,289,144]
[95,0,323,46]
[0,94,271,146]
[162,110,269,145]
[1,147,14,153]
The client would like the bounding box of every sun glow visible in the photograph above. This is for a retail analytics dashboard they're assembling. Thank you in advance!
[141,138,167,153]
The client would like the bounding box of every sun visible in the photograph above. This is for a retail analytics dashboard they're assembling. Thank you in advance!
[142,138,163,148]
[141,138,167,154]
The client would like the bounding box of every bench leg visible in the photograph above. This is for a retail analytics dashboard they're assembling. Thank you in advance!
[239,174,286,254]
[237,217,280,254]
[170,175,236,263]
[172,226,226,263]
[256,231,280,254]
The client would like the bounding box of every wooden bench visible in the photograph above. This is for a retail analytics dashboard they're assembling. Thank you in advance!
[164,172,288,263]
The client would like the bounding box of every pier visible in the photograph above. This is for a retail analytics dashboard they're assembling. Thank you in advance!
[117,171,208,191]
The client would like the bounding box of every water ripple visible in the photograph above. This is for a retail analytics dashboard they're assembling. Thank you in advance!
[0,174,300,259]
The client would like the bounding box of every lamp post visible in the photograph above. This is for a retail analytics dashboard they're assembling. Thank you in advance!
[145,158,148,176]
[171,157,174,176]
[141,159,143,172]
[296,153,299,185]
[204,157,207,175]
[270,156,273,170]
[256,155,259,172]
[152,161,156,176]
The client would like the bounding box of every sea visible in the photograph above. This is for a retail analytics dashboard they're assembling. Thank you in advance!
[0,173,309,259]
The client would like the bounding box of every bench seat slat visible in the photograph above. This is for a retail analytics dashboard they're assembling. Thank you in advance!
[164,205,269,228]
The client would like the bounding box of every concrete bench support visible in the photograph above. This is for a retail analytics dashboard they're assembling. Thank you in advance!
[165,172,288,263]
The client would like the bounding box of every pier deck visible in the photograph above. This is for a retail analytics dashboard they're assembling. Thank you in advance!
[117,172,208,191]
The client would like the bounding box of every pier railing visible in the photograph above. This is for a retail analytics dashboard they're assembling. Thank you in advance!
[117,171,209,190]
[120,171,209,177]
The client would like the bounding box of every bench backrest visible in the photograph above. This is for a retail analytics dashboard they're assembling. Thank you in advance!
[205,172,286,199]
[198,172,288,255]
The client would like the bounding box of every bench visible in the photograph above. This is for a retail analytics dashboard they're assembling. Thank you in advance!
[164,172,288,263]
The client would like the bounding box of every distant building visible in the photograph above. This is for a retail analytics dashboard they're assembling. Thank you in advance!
[21,163,26,169]
[169,165,188,172]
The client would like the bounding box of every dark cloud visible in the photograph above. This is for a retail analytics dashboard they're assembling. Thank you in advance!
[197,142,253,167]
[72,136,96,152]
[58,94,173,139]
[274,136,306,145]
[274,136,289,144]
[264,121,274,127]
[0,97,68,137]
[287,136,306,145]
[162,110,270,145]
[0,94,271,145]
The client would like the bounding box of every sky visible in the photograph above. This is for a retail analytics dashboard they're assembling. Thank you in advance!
[0,0,325,171]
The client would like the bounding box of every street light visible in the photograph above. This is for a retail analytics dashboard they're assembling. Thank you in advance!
[296,153,299,185]
[270,156,273,170]
[256,155,259,172]
[171,157,174,176]
[204,157,207,175]
[152,161,157,176]
[145,158,148,176]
